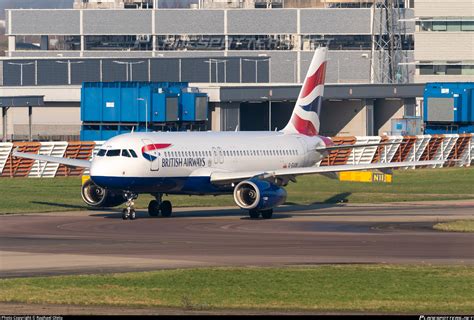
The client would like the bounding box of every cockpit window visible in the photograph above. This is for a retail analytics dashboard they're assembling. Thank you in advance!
[121,149,131,158]
[97,149,106,157]
[129,149,138,158]
[106,149,121,157]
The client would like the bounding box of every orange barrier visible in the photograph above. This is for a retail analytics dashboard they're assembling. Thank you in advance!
[1,142,41,177]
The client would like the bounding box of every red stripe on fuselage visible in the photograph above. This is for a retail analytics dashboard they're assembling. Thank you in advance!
[291,114,318,136]
[300,62,327,99]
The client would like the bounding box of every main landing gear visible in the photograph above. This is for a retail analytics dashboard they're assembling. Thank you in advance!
[249,209,273,219]
[148,194,173,218]
[122,192,138,220]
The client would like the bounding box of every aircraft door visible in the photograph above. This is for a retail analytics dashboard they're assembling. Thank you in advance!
[297,137,309,166]
[212,147,218,165]
[142,139,160,171]
[217,147,224,164]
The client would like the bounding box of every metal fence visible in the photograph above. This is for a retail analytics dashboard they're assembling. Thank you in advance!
[0,134,472,178]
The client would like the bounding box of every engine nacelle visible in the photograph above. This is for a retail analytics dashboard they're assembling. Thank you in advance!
[233,179,287,211]
[81,179,126,208]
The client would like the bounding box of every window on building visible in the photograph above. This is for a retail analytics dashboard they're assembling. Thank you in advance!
[229,34,295,50]
[420,19,474,32]
[432,21,448,31]
[461,20,474,31]
[462,66,474,75]
[446,65,462,75]
[15,35,81,51]
[85,35,152,51]
[156,35,225,51]
[302,35,372,51]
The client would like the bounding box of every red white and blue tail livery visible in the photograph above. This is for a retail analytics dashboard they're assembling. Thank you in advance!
[12,47,443,220]
[282,47,327,137]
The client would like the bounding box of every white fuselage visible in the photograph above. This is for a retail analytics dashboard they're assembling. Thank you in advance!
[90,131,328,195]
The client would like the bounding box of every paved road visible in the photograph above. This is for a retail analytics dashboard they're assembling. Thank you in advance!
[1,201,473,278]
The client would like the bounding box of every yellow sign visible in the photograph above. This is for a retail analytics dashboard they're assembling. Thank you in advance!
[82,175,91,186]
[339,171,392,183]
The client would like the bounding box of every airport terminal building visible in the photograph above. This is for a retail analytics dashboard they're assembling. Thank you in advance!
[0,0,472,141]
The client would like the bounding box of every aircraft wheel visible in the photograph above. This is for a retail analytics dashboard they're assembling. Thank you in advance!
[261,209,273,220]
[148,200,160,217]
[249,210,260,219]
[129,209,136,220]
[160,201,172,217]
[122,208,130,220]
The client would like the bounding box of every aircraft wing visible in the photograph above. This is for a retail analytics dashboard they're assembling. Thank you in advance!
[13,150,91,168]
[315,141,404,152]
[210,160,443,184]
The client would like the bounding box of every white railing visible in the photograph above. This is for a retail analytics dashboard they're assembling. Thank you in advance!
[0,143,13,174]
[347,136,381,165]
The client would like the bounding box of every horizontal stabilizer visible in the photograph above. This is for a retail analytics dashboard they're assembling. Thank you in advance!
[13,150,91,169]
[316,141,405,152]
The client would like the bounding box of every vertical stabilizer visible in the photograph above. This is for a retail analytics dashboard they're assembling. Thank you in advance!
[281,47,328,136]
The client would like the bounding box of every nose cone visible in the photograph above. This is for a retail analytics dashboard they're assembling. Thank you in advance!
[89,159,102,179]
[89,159,114,188]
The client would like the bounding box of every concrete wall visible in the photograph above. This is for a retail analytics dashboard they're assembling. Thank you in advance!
[10,10,80,35]
[84,10,152,35]
[5,103,81,139]
[320,100,368,137]
[374,99,404,136]
[155,10,224,34]
[415,74,474,84]
[300,9,371,34]
[415,33,474,62]
[416,0,474,17]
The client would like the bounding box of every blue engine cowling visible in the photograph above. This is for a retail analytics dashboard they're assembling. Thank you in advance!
[233,178,287,211]
[81,179,126,208]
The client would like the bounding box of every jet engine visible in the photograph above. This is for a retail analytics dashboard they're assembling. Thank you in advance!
[233,178,287,211]
[81,179,126,208]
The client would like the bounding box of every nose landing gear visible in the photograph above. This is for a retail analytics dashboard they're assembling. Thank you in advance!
[148,194,173,218]
[122,192,138,220]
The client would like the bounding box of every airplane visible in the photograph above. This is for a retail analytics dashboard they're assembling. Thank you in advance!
[13,47,442,220]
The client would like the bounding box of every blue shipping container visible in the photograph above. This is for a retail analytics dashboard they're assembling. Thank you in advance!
[152,92,180,122]
[424,82,474,124]
[180,92,208,121]
[81,82,190,123]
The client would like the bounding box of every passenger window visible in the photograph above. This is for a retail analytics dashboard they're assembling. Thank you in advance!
[122,150,131,158]
[129,149,138,158]
[97,149,106,157]
[106,149,120,157]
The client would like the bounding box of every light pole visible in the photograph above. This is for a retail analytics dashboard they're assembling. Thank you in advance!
[243,58,270,83]
[137,97,148,132]
[113,60,145,81]
[8,62,34,86]
[204,59,228,83]
[55,60,84,85]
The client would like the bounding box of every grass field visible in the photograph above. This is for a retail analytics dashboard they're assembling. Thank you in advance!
[0,265,473,313]
[0,167,473,214]
[433,220,474,233]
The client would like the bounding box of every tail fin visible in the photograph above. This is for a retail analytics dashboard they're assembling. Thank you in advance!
[281,47,328,136]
